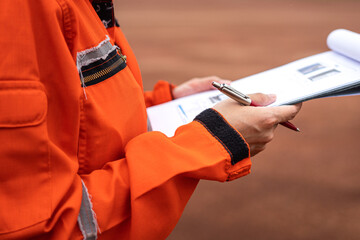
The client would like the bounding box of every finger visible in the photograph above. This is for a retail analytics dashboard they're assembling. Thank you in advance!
[249,144,266,157]
[270,103,302,123]
[209,77,232,86]
[173,76,233,98]
[201,76,232,90]
[192,76,231,91]
[248,93,277,106]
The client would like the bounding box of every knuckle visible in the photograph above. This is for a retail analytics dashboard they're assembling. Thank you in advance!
[250,141,272,156]
[263,115,277,128]
[289,105,301,119]
[263,133,274,143]
[256,145,266,153]
[289,109,299,120]
[288,113,296,120]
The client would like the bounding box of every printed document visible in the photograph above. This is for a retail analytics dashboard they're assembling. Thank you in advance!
[147,29,360,136]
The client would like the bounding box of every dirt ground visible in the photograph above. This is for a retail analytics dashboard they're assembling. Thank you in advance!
[114,0,360,239]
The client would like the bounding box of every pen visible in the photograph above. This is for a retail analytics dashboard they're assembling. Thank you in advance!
[212,82,300,132]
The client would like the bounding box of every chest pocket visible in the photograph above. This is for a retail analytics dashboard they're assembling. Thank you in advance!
[77,36,126,88]
[76,37,147,174]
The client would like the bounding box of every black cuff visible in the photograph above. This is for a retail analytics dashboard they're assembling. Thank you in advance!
[194,108,249,165]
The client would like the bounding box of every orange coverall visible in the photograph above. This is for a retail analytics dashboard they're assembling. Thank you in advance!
[0,0,251,239]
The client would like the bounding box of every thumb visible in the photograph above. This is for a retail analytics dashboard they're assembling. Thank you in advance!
[271,103,302,123]
[248,93,277,106]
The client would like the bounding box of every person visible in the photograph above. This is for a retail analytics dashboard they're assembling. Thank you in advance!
[0,0,301,239]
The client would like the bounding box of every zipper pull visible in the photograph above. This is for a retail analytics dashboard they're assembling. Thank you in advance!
[120,53,127,63]
[116,45,127,63]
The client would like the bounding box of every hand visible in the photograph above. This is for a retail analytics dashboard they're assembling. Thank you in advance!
[213,93,302,156]
[172,76,231,99]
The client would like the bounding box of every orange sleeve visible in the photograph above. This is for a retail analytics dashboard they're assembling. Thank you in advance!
[81,117,251,239]
[0,96,250,240]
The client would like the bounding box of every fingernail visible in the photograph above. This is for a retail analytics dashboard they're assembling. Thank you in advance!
[222,80,232,84]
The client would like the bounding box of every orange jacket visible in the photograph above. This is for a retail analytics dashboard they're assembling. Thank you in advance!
[0,0,251,239]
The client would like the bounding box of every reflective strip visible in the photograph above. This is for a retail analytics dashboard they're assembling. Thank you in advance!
[76,36,116,69]
[76,35,117,94]
[78,180,99,240]
[147,117,153,132]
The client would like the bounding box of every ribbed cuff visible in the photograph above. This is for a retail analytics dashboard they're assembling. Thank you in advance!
[194,108,250,165]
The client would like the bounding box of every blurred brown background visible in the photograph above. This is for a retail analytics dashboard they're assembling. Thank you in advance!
[114,0,360,239]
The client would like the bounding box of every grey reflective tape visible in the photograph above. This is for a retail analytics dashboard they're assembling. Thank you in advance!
[76,35,116,69]
[78,180,98,240]
[147,116,153,132]
[76,35,117,92]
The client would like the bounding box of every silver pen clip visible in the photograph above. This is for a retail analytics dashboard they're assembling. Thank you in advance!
[212,82,252,106]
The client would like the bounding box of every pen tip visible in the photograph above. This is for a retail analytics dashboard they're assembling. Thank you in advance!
[296,128,300,132]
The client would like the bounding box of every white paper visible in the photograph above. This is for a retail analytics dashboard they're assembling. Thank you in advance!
[327,29,360,63]
[231,51,360,107]
[147,29,360,136]
[147,90,225,136]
